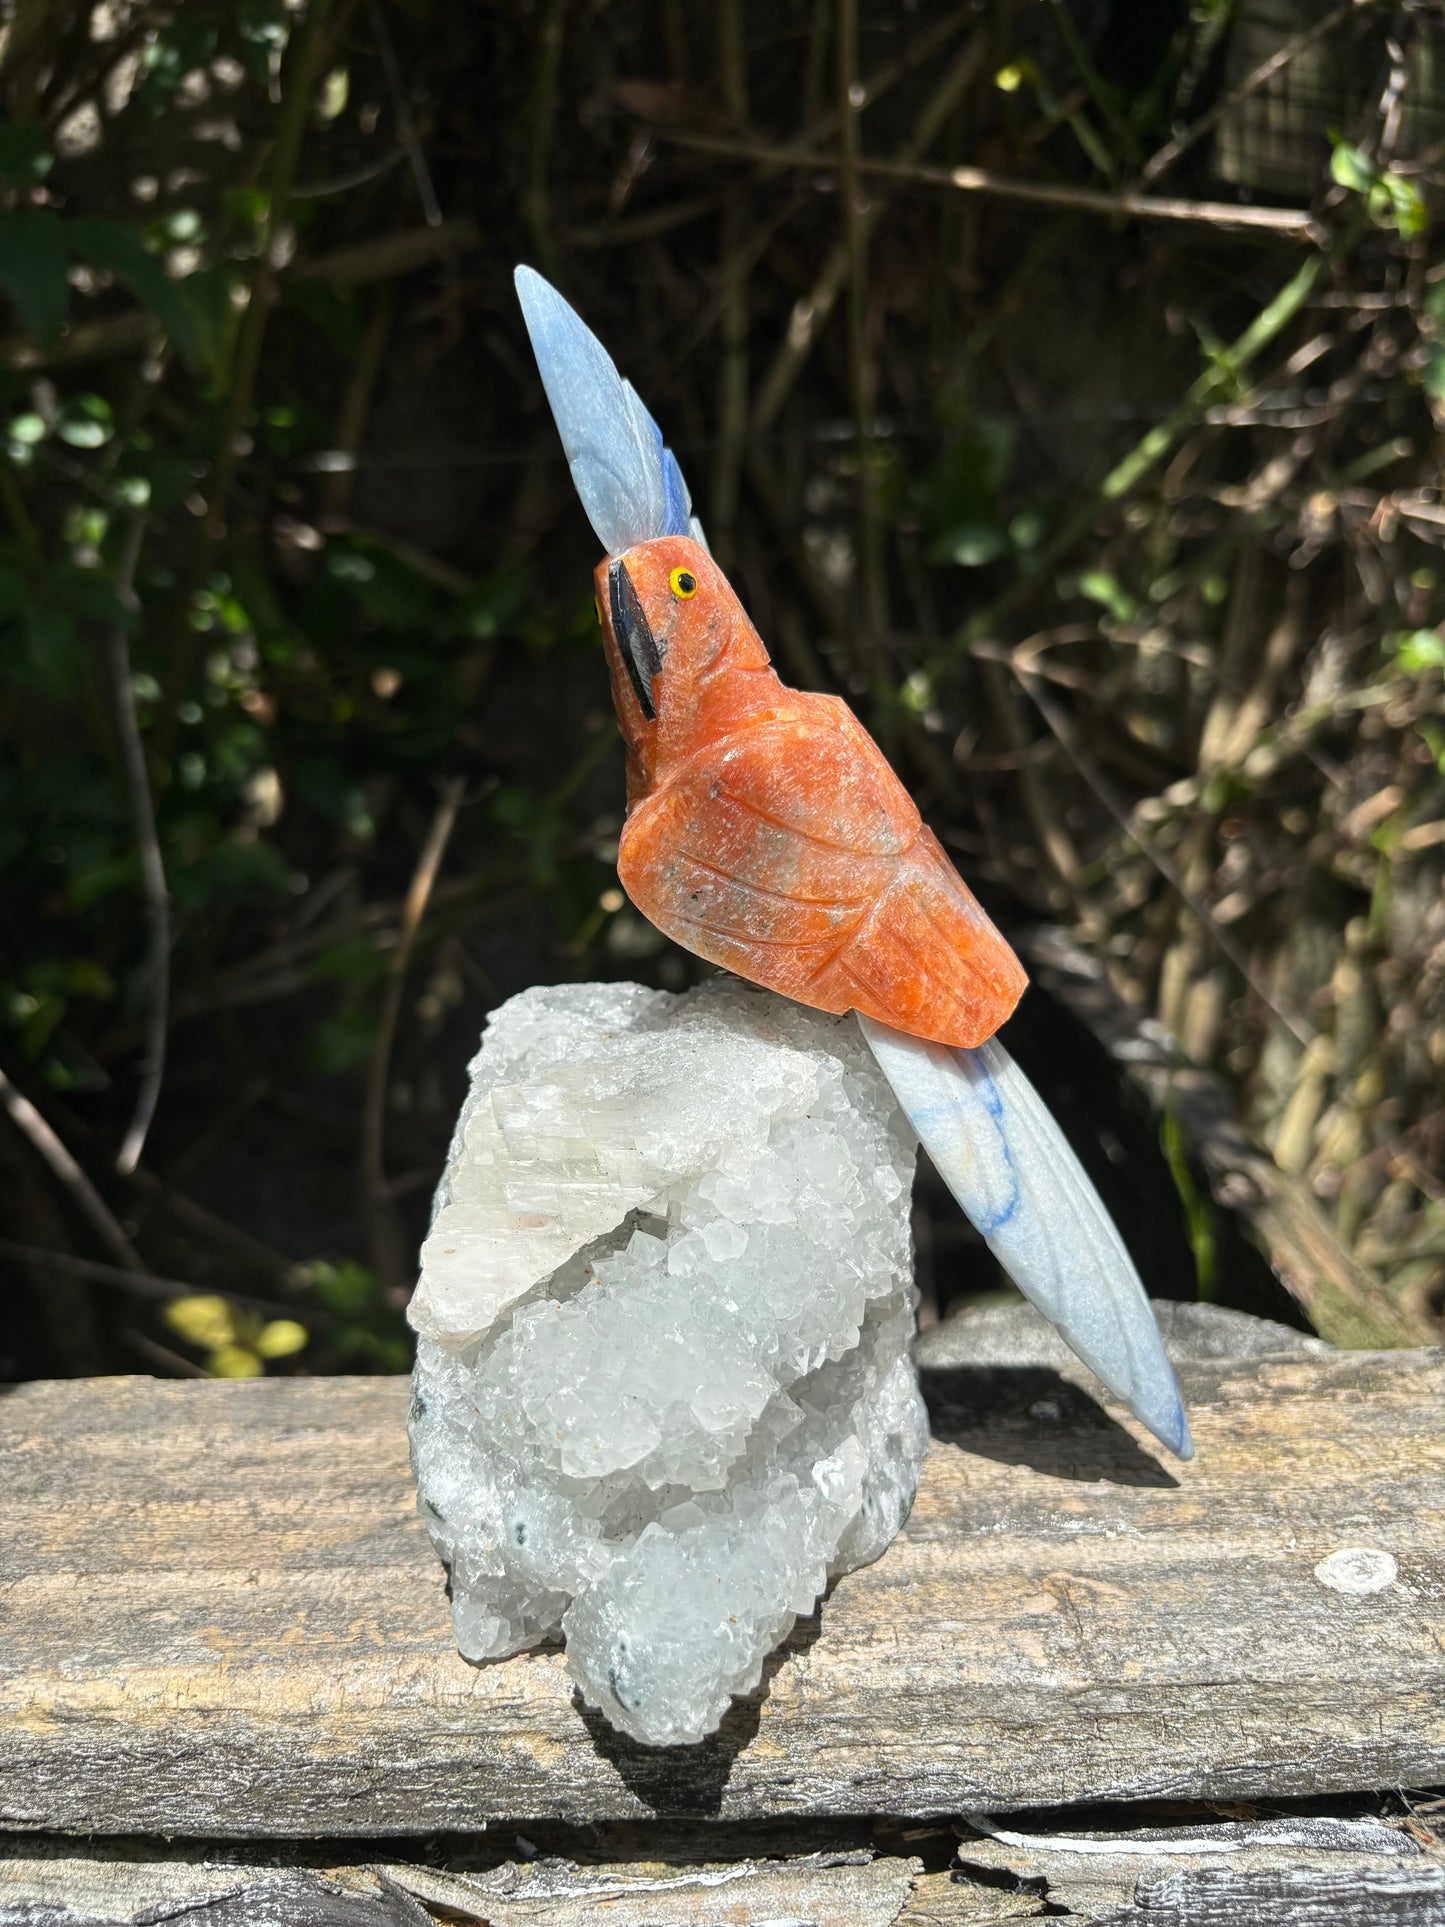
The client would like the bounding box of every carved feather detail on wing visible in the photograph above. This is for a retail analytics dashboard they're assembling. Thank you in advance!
[618,706,1027,1048]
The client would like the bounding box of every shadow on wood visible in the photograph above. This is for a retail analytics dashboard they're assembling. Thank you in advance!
[920,1364,1180,1488]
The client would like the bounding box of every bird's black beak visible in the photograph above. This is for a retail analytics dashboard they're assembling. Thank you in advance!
[607,557,662,721]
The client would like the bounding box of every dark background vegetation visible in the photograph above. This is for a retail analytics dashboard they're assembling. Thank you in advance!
[1,0,1442,1384]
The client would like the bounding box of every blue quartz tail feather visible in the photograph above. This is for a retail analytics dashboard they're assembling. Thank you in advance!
[514,266,707,555]
[858,1016,1193,1461]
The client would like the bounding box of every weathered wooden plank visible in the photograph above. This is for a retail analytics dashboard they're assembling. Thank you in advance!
[0,1349,1442,1835]
[952,1813,1445,1921]
[1093,1863,1445,1925]
[0,1856,435,1927]
[5,1825,1441,1927]
[0,1848,922,1927]
[0,1846,967,1927]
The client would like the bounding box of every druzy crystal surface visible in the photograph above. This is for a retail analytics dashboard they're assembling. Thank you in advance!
[407,978,928,1747]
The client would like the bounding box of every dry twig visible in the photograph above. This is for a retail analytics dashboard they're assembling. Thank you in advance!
[667,133,1326,243]
[362,778,467,1293]
[109,513,169,1175]
[0,1067,140,1271]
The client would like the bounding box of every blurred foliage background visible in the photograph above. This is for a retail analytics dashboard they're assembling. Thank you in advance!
[2,0,1443,1383]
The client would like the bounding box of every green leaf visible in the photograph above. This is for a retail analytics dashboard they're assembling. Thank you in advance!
[294,758,376,838]
[237,0,292,55]
[0,208,70,340]
[0,563,30,619]
[920,421,1013,553]
[308,1008,379,1073]
[68,853,138,911]
[174,260,243,380]
[1329,141,1375,194]
[164,1294,236,1350]
[307,936,390,988]
[283,277,363,355]
[161,813,291,912]
[0,123,52,185]
[67,217,201,367]
[22,604,82,698]
[256,1318,308,1359]
[1395,627,1445,672]
[208,1343,265,1379]
[48,563,136,629]
[136,19,220,114]
[57,394,114,449]
[16,987,64,1057]
[1374,172,1427,239]
[933,524,1006,568]
[1077,568,1137,623]
[305,1259,377,1315]
[224,185,271,229]
[1162,1101,1216,1301]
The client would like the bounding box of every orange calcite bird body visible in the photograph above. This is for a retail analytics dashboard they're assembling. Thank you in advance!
[596,535,1027,1050]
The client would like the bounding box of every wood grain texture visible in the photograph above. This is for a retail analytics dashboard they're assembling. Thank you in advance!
[379,1851,920,1927]
[0,1351,1442,1837]
[5,1827,1441,1926]
[0,1849,919,1927]
[1092,1863,1445,1925]
[0,1858,436,1927]
[952,1815,1445,1921]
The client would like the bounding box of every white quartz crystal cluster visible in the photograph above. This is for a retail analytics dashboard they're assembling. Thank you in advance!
[407,978,928,1746]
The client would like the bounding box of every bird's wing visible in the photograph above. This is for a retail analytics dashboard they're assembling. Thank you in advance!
[619,713,1023,1045]
[858,1015,1193,1461]
[514,266,706,555]
[619,714,905,959]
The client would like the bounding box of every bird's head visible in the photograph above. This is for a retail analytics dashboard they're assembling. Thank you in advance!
[594,535,771,788]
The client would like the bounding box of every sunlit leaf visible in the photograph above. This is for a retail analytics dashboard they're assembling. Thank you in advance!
[209,1343,265,1378]
[1329,141,1374,194]
[1077,569,1137,623]
[1395,628,1445,672]
[936,525,1006,567]
[57,395,114,449]
[1369,172,1427,239]
[256,1319,308,1359]
[318,66,350,120]
[164,1294,236,1351]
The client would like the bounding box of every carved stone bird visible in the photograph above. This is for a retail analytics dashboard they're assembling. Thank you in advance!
[515,265,1192,1461]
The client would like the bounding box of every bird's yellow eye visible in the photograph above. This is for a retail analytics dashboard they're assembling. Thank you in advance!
[669,566,698,599]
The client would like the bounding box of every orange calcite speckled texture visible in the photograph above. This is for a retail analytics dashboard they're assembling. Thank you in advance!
[597,535,1027,1050]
